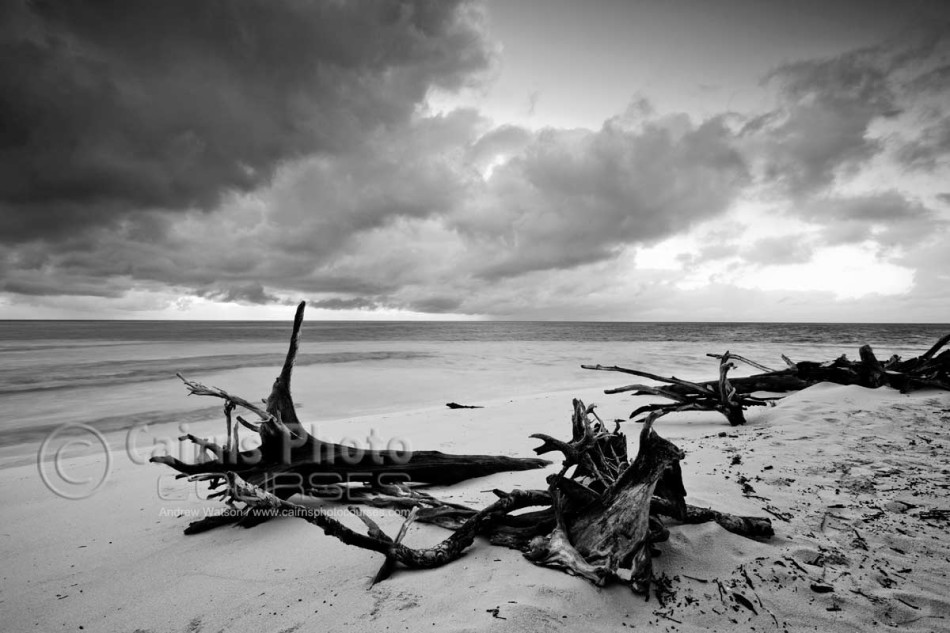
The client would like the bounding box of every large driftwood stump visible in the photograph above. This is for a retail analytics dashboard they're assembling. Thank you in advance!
[526,401,686,591]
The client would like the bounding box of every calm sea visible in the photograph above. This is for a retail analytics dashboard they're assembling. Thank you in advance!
[1,320,946,448]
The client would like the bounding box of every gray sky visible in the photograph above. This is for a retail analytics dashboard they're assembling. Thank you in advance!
[1,0,948,321]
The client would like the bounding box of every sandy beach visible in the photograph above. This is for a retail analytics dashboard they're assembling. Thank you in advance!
[5,0,950,630]
[4,375,949,632]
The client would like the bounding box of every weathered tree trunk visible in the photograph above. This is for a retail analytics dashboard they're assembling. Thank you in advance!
[585,334,950,426]
[152,302,549,532]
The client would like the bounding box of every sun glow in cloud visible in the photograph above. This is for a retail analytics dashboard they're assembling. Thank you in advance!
[731,244,914,299]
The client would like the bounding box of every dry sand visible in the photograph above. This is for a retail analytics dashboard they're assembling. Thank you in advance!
[2,383,949,632]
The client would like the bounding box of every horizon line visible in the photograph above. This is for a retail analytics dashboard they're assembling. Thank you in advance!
[1,318,948,325]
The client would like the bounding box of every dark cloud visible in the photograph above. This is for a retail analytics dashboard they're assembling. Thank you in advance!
[742,26,950,197]
[308,297,383,311]
[0,275,126,298]
[742,236,814,266]
[0,106,475,299]
[0,0,492,243]
[308,293,462,315]
[454,114,749,279]
[802,191,930,223]
[756,49,898,197]
[256,109,482,266]
[196,283,283,306]
[896,115,950,170]
[798,191,939,249]
[905,62,950,94]
[892,28,950,170]
[405,295,463,313]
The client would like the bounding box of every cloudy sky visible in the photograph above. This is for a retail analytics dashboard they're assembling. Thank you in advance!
[2,0,949,321]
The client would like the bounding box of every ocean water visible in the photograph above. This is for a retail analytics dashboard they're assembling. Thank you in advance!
[1,320,946,449]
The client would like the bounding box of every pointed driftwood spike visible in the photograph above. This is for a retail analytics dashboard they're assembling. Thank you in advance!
[278,301,306,390]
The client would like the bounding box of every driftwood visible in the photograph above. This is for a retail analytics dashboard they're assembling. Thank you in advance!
[154,302,773,595]
[151,302,549,533]
[585,335,950,426]
[714,337,950,395]
[528,403,686,591]
[583,353,777,426]
[186,398,771,593]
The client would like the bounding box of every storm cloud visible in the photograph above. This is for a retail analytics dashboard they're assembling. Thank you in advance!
[743,27,950,198]
[454,114,750,279]
[0,2,948,321]
[0,0,492,242]
[752,49,898,198]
